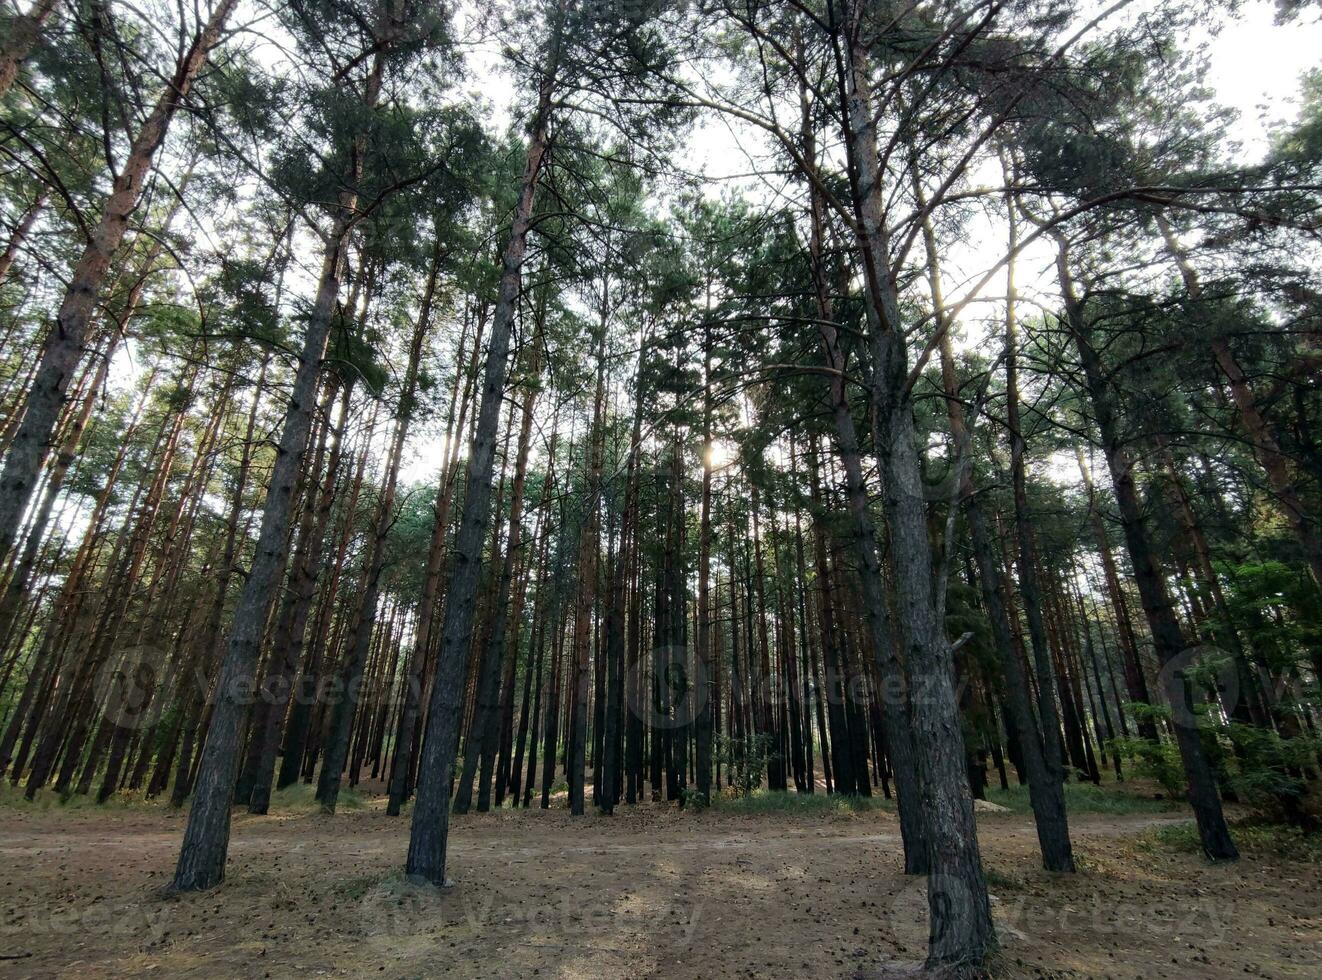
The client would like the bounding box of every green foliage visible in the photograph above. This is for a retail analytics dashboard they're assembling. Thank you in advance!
[1147,820,1322,864]
[1118,723,1322,826]
[1113,736,1188,798]
[709,789,891,816]
[984,780,1181,815]
[713,733,776,798]
[269,782,367,812]
[1224,723,1322,822]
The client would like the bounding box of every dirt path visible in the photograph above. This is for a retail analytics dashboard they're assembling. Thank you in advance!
[0,799,1318,978]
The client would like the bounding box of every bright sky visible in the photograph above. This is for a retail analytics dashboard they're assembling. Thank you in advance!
[1206,1,1321,153]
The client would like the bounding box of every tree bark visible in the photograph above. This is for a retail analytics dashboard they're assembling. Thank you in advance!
[0,0,59,100]
[171,50,385,891]
[405,75,551,885]
[0,0,238,564]
[1055,233,1237,861]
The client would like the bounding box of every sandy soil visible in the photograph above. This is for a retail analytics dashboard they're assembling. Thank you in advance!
[0,793,1318,979]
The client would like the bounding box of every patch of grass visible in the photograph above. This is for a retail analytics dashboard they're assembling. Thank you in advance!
[269,782,367,812]
[0,781,171,812]
[335,873,386,901]
[1145,820,1322,863]
[983,780,1180,815]
[984,867,1024,892]
[708,788,893,815]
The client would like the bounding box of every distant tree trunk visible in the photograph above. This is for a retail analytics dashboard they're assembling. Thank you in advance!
[509,437,557,806]
[26,361,200,798]
[567,335,606,816]
[789,457,818,793]
[281,396,374,793]
[925,237,1075,870]
[167,362,266,807]
[1075,447,1157,739]
[248,377,351,814]
[806,440,854,797]
[318,242,433,815]
[1055,234,1237,862]
[0,341,111,646]
[693,318,715,806]
[1002,203,1072,795]
[0,189,47,284]
[382,315,480,814]
[1157,216,1322,597]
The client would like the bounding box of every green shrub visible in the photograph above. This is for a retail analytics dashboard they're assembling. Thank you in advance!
[713,733,776,798]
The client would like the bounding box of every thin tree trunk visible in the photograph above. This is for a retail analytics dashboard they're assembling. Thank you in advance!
[0,189,47,284]
[0,0,238,562]
[1054,233,1237,862]
[405,75,552,885]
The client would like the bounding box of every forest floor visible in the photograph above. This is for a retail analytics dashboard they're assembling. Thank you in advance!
[0,782,1318,979]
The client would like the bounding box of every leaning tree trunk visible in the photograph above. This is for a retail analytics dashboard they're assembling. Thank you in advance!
[1156,216,1322,598]
[385,307,483,815]
[1055,234,1237,862]
[0,189,47,284]
[920,197,1075,872]
[836,11,994,965]
[1002,201,1073,798]
[0,0,237,564]
[317,237,434,815]
[247,378,351,814]
[171,52,385,892]
[802,73,928,862]
[453,323,542,814]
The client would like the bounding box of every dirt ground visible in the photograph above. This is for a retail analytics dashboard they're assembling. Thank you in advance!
[0,791,1318,979]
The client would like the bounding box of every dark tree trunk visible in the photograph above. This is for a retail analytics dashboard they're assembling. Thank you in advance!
[405,78,551,886]
[1055,234,1237,862]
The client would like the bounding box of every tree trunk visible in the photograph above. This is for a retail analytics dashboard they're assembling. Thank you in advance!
[0,189,47,284]
[0,0,59,99]
[405,75,552,886]
[0,0,238,563]
[1055,233,1237,862]
[835,9,994,962]
[454,325,542,814]
[171,51,385,891]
